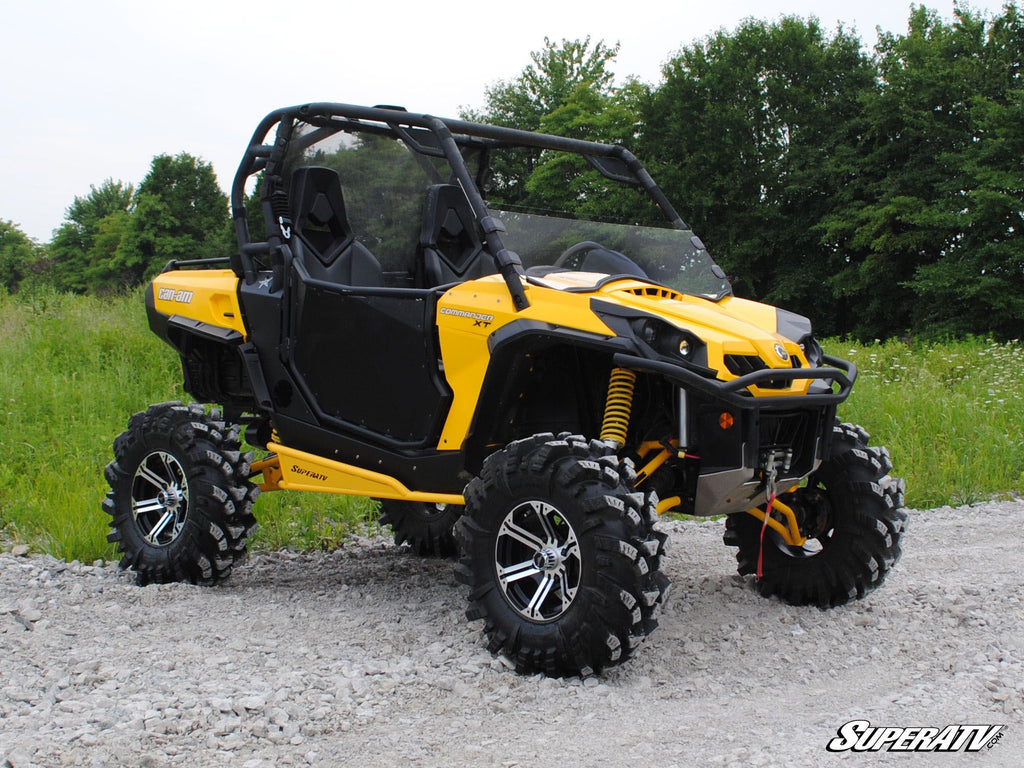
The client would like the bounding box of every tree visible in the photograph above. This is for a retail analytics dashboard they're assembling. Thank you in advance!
[49,179,134,293]
[907,4,1024,339]
[0,220,45,292]
[465,36,621,131]
[642,17,876,335]
[818,6,993,339]
[103,154,230,287]
[524,80,655,223]
[463,37,626,209]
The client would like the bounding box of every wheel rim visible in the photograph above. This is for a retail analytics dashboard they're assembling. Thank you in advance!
[131,451,189,547]
[771,487,832,558]
[774,531,830,557]
[413,502,448,522]
[494,500,581,622]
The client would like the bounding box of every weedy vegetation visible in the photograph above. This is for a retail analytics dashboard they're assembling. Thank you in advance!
[1,289,1021,561]
[0,288,376,562]
[827,336,1024,508]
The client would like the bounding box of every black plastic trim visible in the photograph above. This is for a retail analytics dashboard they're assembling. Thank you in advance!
[160,257,233,273]
[485,318,628,356]
[590,299,716,376]
[775,307,813,342]
[166,315,244,345]
[239,342,273,411]
[286,263,453,451]
[462,322,634,473]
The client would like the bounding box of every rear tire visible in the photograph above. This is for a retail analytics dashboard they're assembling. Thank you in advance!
[455,433,670,677]
[724,421,907,607]
[103,402,259,586]
[379,500,462,556]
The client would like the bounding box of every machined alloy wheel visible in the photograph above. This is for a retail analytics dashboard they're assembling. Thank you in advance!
[131,451,190,547]
[495,500,581,622]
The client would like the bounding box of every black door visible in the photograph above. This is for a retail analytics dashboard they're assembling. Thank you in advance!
[288,276,452,448]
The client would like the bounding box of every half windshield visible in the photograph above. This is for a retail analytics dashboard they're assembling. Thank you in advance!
[494,209,731,300]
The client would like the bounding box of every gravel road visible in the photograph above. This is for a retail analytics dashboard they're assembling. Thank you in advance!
[2,500,1022,767]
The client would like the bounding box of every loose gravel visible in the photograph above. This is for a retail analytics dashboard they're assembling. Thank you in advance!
[2,500,1022,767]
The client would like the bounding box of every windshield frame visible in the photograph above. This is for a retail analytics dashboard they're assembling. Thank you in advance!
[230,103,731,303]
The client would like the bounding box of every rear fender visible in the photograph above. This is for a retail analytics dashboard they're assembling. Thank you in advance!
[148,269,247,339]
[146,273,261,412]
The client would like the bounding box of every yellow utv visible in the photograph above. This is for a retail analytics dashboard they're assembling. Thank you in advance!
[103,103,906,677]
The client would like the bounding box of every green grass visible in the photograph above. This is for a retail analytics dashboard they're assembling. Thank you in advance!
[0,288,376,562]
[824,336,1024,509]
[1,289,1021,560]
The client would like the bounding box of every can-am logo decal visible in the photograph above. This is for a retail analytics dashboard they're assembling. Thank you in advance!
[826,720,1004,753]
[439,306,494,327]
[157,287,194,304]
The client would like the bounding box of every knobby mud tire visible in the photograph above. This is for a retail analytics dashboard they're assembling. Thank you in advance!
[103,402,259,586]
[724,421,907,608]
[455,433,670,677]
[378,500,462,557]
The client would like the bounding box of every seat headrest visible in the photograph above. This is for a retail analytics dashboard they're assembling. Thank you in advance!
[291,167,353,240]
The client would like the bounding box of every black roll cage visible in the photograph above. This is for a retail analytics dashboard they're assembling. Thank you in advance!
[229,103,690,312]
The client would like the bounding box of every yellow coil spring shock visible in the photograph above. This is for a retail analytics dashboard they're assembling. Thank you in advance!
[600,368,637,447]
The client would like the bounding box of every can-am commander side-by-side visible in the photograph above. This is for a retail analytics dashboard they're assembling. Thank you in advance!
[103,103,906,677]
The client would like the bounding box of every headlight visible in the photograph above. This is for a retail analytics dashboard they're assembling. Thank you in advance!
[630,318,707,365]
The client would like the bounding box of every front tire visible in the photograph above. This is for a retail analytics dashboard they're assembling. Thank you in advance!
[724,421,907,607]
[103,402,259,585]
[455,433,670,677]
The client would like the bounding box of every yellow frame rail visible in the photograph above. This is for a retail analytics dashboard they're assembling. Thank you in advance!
[249,444,465,506]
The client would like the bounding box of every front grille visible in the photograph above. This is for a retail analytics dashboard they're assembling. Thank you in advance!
[724,354,766,377]
[724,353,797,389]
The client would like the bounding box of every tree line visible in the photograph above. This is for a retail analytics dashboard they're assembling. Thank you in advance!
[3,3,1022,341]
[1,153,231,296]
[467,4,1024,340]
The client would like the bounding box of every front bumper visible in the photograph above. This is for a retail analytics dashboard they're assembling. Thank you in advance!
[614,352,854,516]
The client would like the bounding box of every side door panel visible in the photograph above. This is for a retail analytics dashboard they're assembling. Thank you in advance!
[289,276,452,448]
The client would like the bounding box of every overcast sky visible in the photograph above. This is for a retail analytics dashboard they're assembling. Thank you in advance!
[0,0,1007,242]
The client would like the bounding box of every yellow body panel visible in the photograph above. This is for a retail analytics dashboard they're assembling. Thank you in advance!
[150,269,246,338]
[434,274,813,451]
[435,276,616,450]
[589,281,810,393]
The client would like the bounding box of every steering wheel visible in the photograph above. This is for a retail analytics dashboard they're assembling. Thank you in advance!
[552,240,649,280]
[553,241,608,269]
